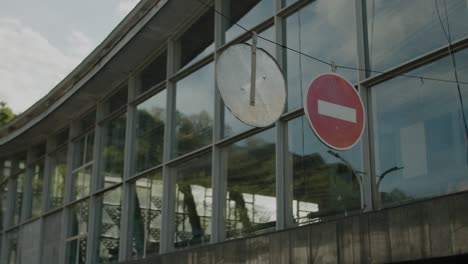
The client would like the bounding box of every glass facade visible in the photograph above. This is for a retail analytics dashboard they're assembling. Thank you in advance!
[72,132,94,200]
[130,171,163,258]
[174,63,214,157]
[49,146,68,210]
[0,0,467,262]
[133,90,166,174]
[225,128,276,238]
[30,161,44,219]
[100,114,126,188]
[97,187,122,264]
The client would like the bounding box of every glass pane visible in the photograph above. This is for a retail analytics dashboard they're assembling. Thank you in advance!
[2,159,12,180]
[49,147,67,210]
[131,170,163,258]
[225,128,276,239]
[85,133,94,164]
[0,182,8,230]
[74,165,92,200]
[139,52,167,94]
[101,114,126,188]
[73,137,86,169]
[179,9,214,70]
[174,153,212,249]
[19,220,41,263]
[367,0,468,74]
[31,162,44,219]
[13,172,25,225]
[67,238,87,264]
[174,63,214,157]
[97,188,122,264]
[69,199,89,238]
[134,90,166,174]
[226,0,274,42]
[372,49,468,208]
[287,116,362,225]
[7,230,18,264]
[223,26,276,139]
[285,0,357,112]
[80,110,96,132]
[108,86,128,114]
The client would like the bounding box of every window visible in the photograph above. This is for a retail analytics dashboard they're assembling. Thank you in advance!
[66,200,89,264]
[48,146,67,210]
[179,9,214,70]
[100,113,126,189]
[30,161,44,218]
[372,49,468,208]
[12,171,25,225]
[173,153,212,249]
[138,52,167,95]
[130,170,163,258]
[133,90,166,174]
[174,63,214,157]
[72,132,94,200]
[285,0,357,112]
[41,212,62,264]
[286,116,362,225]
[224,128,276,239]
[226,0,274,42]
[97,187,122,263]
[367,0,468,74]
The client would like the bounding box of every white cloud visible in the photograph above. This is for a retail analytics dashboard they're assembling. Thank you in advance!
[116,0,140,17]
[0,18,93,113]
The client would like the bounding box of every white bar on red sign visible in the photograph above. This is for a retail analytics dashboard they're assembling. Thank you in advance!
[317,99,356,123]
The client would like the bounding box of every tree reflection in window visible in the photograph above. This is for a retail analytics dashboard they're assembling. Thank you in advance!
[224,128,276,239]
[49,147,67,210]
[287,116,362,225]
[173,153,212,249]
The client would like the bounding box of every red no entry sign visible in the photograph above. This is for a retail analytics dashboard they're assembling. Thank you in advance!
[304,73,365,150]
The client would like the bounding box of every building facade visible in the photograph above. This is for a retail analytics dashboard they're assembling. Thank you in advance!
[1,0,468,263]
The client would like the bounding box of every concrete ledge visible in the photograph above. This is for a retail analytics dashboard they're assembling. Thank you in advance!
[123,191,468,263]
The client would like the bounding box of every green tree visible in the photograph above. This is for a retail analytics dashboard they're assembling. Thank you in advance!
[0,102,15,126]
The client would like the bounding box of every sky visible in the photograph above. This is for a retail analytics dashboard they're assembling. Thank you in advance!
[0,0,140,114]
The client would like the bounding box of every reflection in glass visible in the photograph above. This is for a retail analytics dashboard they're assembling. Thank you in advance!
[226,0,274,42]
[13,172,25,225]
[73,133,94,200]
[2,160,12,180]
[134,90,166,174]
[49,147,67,210]
[174,153,212,249]
[108,86,128,114]
[287,116,362,225]
[0,183,8,229]
[174,63,214,157]
[225,128,276,238]
[139,52,167,95]
[7,230,18,264]
[367,0,468,74]
[223,27,276,138]
[131,171,163,258]
[285,0,357,112]
[179,9,214,70]
[31,162,44,218]
[67,200,89,264]
[372,50,468,208]
[67,239,87,264]
[100,114,126,188]
[97,188,122,264]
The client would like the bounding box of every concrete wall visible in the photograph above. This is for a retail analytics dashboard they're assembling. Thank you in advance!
[122,191,468,264]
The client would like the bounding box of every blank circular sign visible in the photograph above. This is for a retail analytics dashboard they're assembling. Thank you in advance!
[216,43,286,127]
[305,73,365,150]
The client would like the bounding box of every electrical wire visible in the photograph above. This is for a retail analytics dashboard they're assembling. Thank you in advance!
[195,0,468,86]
